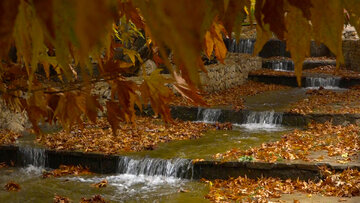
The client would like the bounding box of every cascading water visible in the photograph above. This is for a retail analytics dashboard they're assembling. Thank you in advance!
[225,38,255,54]
[66,156,193,201]
[263,60,294,71]
[18,147,46,167]
[117,157,193,179]
[305,77,340,89]
[237,111,283,131]
[197,108,222,123]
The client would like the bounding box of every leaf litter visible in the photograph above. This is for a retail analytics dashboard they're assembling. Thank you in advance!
[214,122,360,164]
[0,130,22,145]
[172,81,289,110]
[289,87,360,114]
[36,117,222,154]
[204,167,360,202]
[42,165,92,178]
[4,181,21,192]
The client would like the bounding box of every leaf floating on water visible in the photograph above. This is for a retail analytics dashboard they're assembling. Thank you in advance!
[42,165,92,178]
[192,159,205,163]
[80,195,107,203]
[53,195,71,203]
[92,179,108,188]
[4,181,20,192]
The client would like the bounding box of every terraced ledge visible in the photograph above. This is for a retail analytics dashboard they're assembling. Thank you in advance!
[262,59,336,70]
[168,106,360,126]
[1,145,359,181]
[193,160,360,181]
[248,74,360,88]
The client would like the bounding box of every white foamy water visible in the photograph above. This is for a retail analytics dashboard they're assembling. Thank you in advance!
[20,165,45,175]
[305,77,342,89]
[226,38,255,54]
[65,173,187,202]
[236,111,284,131]
[196,108,222,123]
[266,61,294,72]
[18,147,47,167]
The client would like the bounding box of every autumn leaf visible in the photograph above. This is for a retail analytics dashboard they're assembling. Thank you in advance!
[53,195,71,203]
[284,1,311,86]
[75,0,116,61]
[80,195,107,203]
[204,31,214,58]
[203,20,227,63]
[172,71,207,106]
[92,179,108,188]
[0,0,20,59]
[106,101,123,136]
[53,91,94,131]
[109,78,140,124]
[310,0,345,70]
[36,117,214,154]
[42,165,92,178]
[140,69,174,122]
[4,181,20,192]
[118,1,144,29]
[218,0,250,41]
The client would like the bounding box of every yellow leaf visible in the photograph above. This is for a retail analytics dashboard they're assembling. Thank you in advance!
[204,31,214,58]
[284,1,311,86]
[310,0,344,70]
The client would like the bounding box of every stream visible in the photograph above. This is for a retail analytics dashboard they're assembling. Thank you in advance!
[0,86,343,202]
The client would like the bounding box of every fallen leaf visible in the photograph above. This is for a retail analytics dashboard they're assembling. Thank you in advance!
[4,181,20,192]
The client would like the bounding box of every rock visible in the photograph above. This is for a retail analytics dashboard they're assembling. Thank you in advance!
[343,25,359,40]
[200,53,261,92]
[0,100,30,132]
[138,59,157,76]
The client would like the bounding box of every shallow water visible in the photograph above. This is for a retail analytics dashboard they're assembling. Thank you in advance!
[0,166,209,203]
[2,127,291,202]
[125,128,289,160]
[244,88,308,112]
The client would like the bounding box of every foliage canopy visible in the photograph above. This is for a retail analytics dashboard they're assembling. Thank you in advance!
[0,0,359,133]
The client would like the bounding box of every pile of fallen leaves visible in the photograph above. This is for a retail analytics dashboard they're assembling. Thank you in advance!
[289,88,360,114]
[80,195,107,203]
[42,165,92,178]
[205,167,360,202]
[0,129,22,145]
[4,181,21,192]
[54,195,71,203]
[215,122,360,164]
[54,194,107,203]
[172,81,289,109]
[92,179,108,188]
[37,117,214,154]
[0,162,7,168]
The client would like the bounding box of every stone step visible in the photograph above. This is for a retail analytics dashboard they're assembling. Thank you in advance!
[1,145,359,181]
[262,59,336,71]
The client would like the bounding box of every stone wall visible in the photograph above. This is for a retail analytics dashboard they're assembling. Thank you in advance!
[343,39,360,71]
[0,100,29,132]
[200,53,261,92]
